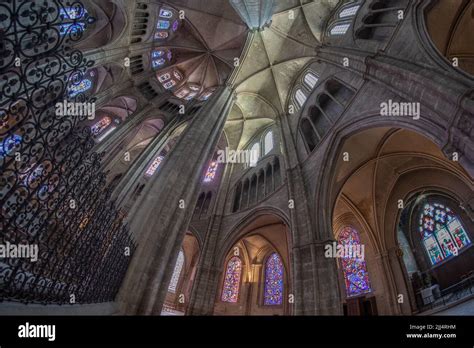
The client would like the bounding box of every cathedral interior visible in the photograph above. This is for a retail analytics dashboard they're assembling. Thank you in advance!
[0,0,473,318]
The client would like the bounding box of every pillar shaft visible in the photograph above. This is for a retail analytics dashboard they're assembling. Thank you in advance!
[116,87,234,314]
[278,103,342,314]
[112,117,180,207]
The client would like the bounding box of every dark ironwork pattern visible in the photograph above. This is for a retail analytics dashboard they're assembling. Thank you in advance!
[0,0,135,304]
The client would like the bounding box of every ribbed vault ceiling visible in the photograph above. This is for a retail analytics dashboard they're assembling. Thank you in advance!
[153,1,341,150]
[157,1,248,93]
[225,0,340,150]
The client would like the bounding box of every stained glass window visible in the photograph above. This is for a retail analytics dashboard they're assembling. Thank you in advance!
[159,9,173,18]
[68,78,92,97]
[339,5,360,18]
[157,20,170,30]
[158,73,171,83]
[203,162,218,182]
[264,252,284,305]
[172,20,180,32]
[91,116,111,136]
[96,126,116,142]
[0,134,22,159]
[168,250,184,293]
[145,155,164,177]
[154,31,169,40]
[264,130,273,155]
[339,227,372,297]
[199,89,215,101]
[173,70,184,81]
[163,80,177,89]
[295,89,307,108]
[152,58,166,69]
[419,202,471,265]
[151,50,172,70]
[59,7,87,36]
[249,142,260,167]
[152,50,164,58]
[175,87,190,99]
[304,72,319,89]
[330,23,350,35]
[221,256,242,303]
[184,91,198,101]
[60,6,84,20]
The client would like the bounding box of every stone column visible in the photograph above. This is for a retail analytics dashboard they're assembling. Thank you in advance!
[372,250,403,315]
[186,155,237,315]
[113,117,179,207]
[187,264,221,315]
[279,110,342,315]
[116,86,234,315]
[94,104,153,161]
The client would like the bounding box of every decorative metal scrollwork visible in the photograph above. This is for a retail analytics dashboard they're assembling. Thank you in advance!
[0,0,135,305]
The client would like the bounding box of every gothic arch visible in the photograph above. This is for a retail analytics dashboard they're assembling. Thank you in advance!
[416,0,474,79]
[393,187,474,314]
[77,0,127,50]
[104,117,165,181]
[214,213,292,315]
[218,208,291,263]
[97,95,138,121]
[93,63,126,94]
[161,231,201,315]
[314,110,469,240]
[329,126,473,314]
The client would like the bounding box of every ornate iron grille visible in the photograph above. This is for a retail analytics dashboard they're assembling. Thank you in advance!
[0,0,135,304]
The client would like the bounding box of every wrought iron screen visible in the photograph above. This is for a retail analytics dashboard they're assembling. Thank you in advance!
[0,0,135,304]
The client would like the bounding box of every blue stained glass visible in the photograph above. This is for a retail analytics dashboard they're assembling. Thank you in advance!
[434,208,447,223]
[59,7,87,36]
[0,134,22,159]
[152,50,165,58]
[157,20,170,29]
[152,58,166,68]
[420,202,471,265]
[59,23,86,36]
[339,227,372,297]
[264,252,284,305]
[159,9,173,18]
[68,78,92,97]
[60,7,84,19]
